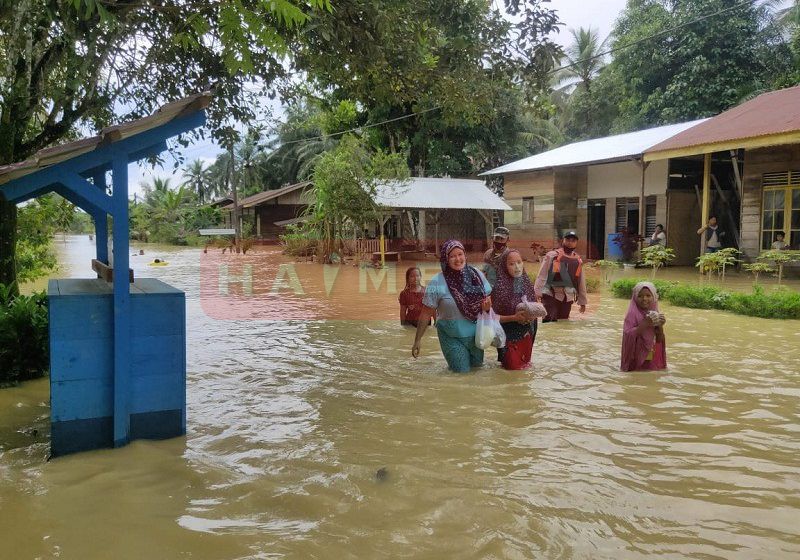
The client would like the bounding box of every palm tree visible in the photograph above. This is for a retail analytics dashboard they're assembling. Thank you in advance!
[182,160,210,204]
[554,27,609,93]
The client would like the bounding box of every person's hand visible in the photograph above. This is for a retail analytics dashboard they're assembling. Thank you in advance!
[514,310,530,323]
[579,305,586,314]
[536,295,542,303]
[481,296,492,312]
[412,341,421,358]
[658,313,666,325]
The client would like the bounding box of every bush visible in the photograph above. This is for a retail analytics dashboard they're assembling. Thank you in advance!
[585,275,601,293]
[610,278,675,299]
[0,284,49,386]
[609,278,800,319]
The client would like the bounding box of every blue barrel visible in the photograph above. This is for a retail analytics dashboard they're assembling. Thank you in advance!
[607,233,623,259]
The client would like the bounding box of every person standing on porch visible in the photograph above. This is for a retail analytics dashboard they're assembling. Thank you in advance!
[697,216,725,253]
[482,226,510,287]
[534,231,587,322]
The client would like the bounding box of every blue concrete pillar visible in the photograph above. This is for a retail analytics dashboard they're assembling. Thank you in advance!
[111,153,131,447]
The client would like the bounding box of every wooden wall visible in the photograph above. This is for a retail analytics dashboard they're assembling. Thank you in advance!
[554,166,588,255]
[741,145,800,260]
[502,170,556,259]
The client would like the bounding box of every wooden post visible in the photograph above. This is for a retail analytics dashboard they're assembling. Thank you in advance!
[92,171,109,265]
[229,144,240,243]
[434,211,440,256]
[379,214,389,267]
[418,210,426,251]
[111,153,131,448]
[701,152,711,253]
[638,159,649,238]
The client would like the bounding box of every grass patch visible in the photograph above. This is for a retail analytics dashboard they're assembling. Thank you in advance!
[609,279,800,319]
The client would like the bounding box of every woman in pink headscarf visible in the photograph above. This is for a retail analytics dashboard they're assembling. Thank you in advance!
[620,281,667,372]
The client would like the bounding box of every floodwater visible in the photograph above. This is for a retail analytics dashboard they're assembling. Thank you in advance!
[2,236,800,559]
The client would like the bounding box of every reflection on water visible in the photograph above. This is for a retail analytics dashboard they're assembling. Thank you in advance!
[3,235,800,559]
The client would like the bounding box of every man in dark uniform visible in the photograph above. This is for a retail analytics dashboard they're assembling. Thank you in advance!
[482,226,510,287]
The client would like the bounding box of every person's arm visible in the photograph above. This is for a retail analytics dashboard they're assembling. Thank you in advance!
[533,254,551,301]
[411,305,436,358]
[497,310,530,323]
[400,304,408,323]
[697,225,707,235]
[576,267,588,311]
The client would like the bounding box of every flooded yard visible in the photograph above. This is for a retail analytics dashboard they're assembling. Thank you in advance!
[2,236,800,559]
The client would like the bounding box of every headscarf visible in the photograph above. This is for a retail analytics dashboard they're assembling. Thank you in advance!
[439,239,486,322]
[621,281,663,372]
[491,249,536,316]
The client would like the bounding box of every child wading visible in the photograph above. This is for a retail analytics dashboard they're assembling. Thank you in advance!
[399,267,427,327]
[621,281,667,372]
[491,250,546,370]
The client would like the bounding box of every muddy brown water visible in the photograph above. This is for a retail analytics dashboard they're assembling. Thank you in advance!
[2,236,800,559]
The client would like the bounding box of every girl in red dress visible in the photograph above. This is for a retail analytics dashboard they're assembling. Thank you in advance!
[399,267,427,327]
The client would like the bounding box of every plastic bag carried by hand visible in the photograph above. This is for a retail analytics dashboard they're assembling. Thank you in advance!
[475,309,505,350]
[516,295,547,319]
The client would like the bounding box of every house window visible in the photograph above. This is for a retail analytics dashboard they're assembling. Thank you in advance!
[645,195,657,237]
[616,197,640,234]
[522,195,554,224]
[761,171,800,250]
[522,197,534,223]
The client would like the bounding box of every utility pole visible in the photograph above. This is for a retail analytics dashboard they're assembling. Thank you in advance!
[229,143,240,245]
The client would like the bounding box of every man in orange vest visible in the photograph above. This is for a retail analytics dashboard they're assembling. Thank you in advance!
[534,231,587,322]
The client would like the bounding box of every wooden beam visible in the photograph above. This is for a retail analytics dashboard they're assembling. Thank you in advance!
[643,130,800,162]
[701,153,711,254]
[92,259,133,283]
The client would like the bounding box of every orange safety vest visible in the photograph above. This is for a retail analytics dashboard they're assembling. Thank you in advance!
[548,248,583,288]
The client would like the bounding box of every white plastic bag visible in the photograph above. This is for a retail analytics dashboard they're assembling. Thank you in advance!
[475,309,505,350]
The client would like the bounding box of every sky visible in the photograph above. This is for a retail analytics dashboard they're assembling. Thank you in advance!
[128,0,637,198]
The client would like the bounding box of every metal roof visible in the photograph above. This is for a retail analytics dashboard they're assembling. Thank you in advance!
[222,181,311,209]
[645,86,800,160]
[0,92,212,185]
[373,177,511,211]
[480,119,708,176]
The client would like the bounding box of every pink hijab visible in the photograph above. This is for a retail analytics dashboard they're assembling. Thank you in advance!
[620,281,667,372]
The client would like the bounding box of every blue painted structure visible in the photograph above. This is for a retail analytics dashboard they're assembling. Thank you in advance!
[0,94,208,456]
[608,233,624,260]
[48,278,186,456]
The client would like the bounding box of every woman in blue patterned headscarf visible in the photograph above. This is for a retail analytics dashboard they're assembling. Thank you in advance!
[410,240,492,373]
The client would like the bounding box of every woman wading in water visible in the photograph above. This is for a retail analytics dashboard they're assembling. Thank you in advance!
[621,281,667,372]
[411,240,492,373]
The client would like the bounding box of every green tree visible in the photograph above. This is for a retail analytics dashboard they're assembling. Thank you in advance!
[0,0,330,292]
[306,135,408,261]
[554,27,609,93]
[183,160,211,205]
[607,0,794,130]
[287,0,561,175]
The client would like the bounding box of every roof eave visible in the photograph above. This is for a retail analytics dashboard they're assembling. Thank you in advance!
[644,130,800,162]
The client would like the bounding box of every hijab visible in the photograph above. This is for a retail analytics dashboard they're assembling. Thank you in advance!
[439,239,486,322]
[491,249,536,316]
[621,281,661,371]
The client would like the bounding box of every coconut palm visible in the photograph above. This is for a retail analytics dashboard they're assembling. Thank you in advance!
[553,27,609,93]
[182,160,211,204]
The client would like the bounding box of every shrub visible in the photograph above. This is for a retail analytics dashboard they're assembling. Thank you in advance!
[663,284,728,310]
[726,287,800,319]
[640,244,676,278]
[0,285,49,386]
[609,279,800,319]
[585,275,601,293]
[610,278,675,299]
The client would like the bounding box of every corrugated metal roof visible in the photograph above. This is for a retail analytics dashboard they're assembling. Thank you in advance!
[645,86,800,157]
[222,181,311,210]
[373,177,511,210]
[0,92,212,186]
[480,119,707,176]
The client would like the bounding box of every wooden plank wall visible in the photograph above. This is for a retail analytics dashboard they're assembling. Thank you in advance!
[741,145,800,260]
[502,170,556,260]
[554,166,588,255]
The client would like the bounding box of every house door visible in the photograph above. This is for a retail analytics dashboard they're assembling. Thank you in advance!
[667,190,701,266]
[587,199,605,259]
